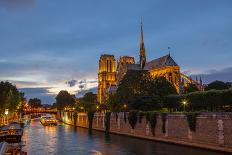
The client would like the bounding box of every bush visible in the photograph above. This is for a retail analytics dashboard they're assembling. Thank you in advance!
[73,112,78,125]
[165,88,232,112]
[185,112,200,132]
[105,112,111,134]
[87,111,95,133]
[148,112,157,135]
[123,112,127,123]
[161,113,167,133]
[138,111,145,123]
[164,95,181,111]
[128,111,138,129]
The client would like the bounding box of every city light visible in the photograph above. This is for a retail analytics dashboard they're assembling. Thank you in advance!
[5,109,8,115]
[182,100,188,112]
[123,104,127,109]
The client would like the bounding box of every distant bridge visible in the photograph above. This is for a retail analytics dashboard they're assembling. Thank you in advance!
[23,109,58,115]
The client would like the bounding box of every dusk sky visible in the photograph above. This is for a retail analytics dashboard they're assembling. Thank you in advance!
[0,0,231,104]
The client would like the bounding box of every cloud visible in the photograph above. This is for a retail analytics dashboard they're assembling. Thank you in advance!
[0,0,36,9]
[76,87,98,98]
[192,67,232,84]
[66,80,77,87]
[19,87,56,104]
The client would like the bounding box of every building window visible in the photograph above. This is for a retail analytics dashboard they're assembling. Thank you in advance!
[107,60,109,72]
[110,60,112,72]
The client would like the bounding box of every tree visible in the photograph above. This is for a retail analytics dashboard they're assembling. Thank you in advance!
[131,96,161,111]
[0,81,21,115]
[55,90,75,110]
[149,77,177,103]
[28,98,42,108]
[117,70,151,106]
[107,93,120,112]
[205,80,230,90]
[75,92,97,112]
[116,70,177,111]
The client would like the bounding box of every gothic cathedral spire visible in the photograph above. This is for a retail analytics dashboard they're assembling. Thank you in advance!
[139,22,146,69]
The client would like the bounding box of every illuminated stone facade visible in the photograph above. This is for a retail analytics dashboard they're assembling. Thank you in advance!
[98,55,116,103]
[97,24,202,103]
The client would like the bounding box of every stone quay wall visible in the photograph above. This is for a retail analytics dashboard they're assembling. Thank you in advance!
[57,111,232,153]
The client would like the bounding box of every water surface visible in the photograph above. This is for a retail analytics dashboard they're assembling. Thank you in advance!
[22,120,228,155]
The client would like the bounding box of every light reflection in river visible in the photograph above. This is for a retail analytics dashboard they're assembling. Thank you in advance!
[22,120,229,155]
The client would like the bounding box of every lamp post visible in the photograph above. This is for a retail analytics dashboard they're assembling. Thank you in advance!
[182,101,187,112]
[123,104,127,111]
[96,105,99,111]
[5,109,8,125]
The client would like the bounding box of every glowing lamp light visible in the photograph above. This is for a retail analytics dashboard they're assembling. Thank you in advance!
[5,109,8,115]
[182,101,187,105]
[123,104,127,109]
[182,100,188,112]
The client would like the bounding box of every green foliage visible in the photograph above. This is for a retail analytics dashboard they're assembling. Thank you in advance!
[164,89,232,112]
[145,112,150,123]
[55,90,75,110]
[117,70,151,105]
[116,71,177,111]
[107,94,120,112]
[74,92,97,112]
[161,113,167,133]
[185,112,200,132]
[105,112,111,133]
[87,111,95,133]
[205,80,230,90]
[0,81,22,115]
[138,111,145,123]
[123,112,127,123]
[115,113,118,122]
[73,112,78,125]
[80,92,97,112]
[28,98,42,108]
[149,112,157,135]
[149,77,177,104]
[131,96,162,111]
[128,111,138,129]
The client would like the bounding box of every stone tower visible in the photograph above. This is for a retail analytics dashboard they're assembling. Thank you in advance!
[139,22,146,69]
[116,56,135,84]
[98,54,117,103]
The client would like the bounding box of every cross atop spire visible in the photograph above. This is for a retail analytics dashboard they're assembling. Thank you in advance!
[168,47,171,56]
[139,21,146,69]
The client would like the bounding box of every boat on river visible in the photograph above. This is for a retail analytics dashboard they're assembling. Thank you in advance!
[40,116,57,126]
[0,122,27,155]
[0,141,27,155]
[0,122,23,143]
[30,114,41,120]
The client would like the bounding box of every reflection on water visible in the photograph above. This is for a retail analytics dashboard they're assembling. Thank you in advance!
[22,120,228,155]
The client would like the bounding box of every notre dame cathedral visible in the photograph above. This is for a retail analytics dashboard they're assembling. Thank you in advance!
[98,23,203,103]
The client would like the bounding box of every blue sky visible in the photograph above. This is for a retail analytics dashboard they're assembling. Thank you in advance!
[0,0,231,104]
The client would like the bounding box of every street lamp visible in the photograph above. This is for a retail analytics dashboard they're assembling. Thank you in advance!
[123,104,127,111]
[182,100,187,112]
[5,109,8,124]
[96,105,99,112]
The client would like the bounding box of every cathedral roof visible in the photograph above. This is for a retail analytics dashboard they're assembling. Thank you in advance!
[144,54,178,70]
